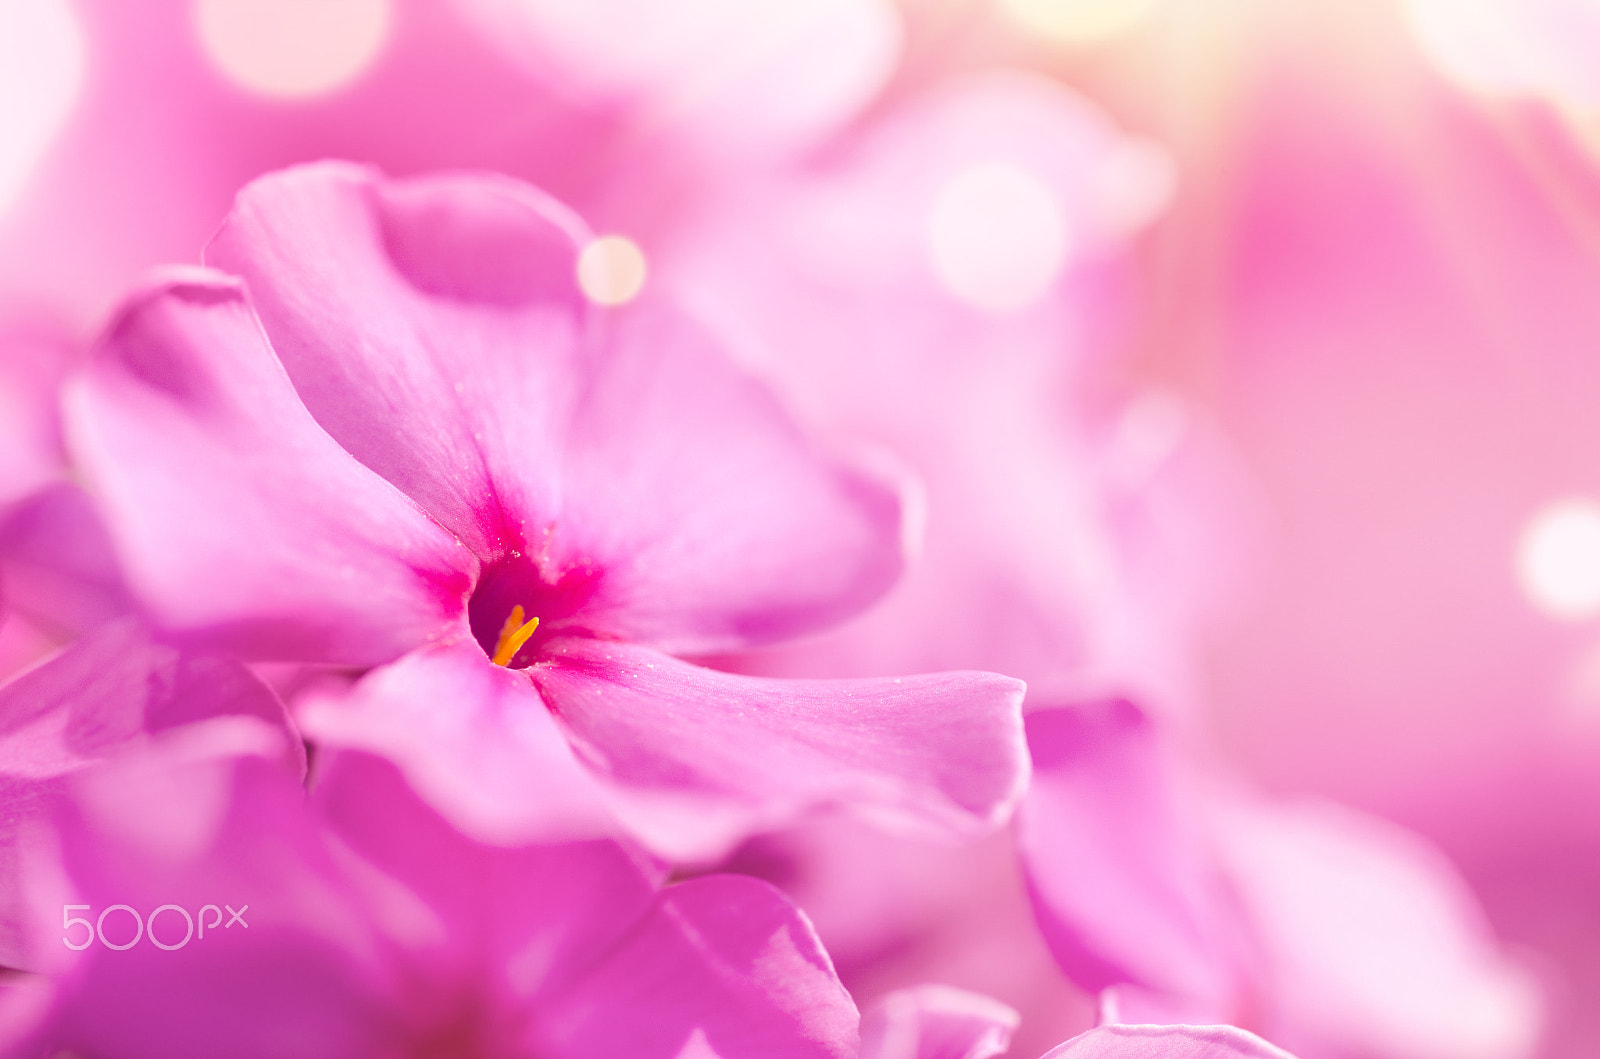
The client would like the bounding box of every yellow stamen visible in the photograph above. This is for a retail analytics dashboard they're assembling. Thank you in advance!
[490,605,541,667]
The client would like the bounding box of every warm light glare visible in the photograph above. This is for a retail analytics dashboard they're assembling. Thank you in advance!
[0,0,84,217]
[1517,498,1600,619]
[457,0,901,156]
[997,0,1159,45]
[1406,0,1600,109]
[195,0,392,100]
[926,161,1069,313]
[577,235,648,306]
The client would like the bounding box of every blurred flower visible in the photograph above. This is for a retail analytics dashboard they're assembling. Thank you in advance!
[0,618,301,971]
[4,746,860,1058]
[1019,698,1544,1059]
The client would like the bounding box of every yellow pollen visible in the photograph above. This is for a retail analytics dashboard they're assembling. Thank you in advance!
[490,605,540,667]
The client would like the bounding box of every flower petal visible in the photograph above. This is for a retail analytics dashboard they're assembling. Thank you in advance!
[0,483,130,637]
[65,269,476,665]
[0,332,71,508]
[859,985,1019,1059]
[295,640,615,846]
[547,305,907,653]
[1038,1024,1297,1059]
[533,874,859,1059]
[1206,795,1543,1059]
[529,638,1028,861]
[311,748,661,982]
[1017,701,1241,1016]
[205,161,587,558]
[19,753,401,1058]
[0,618,299,777]
[0,619,300,969]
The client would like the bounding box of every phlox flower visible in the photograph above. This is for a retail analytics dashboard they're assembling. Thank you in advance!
[65,161,1029,862]
[2,743,861,1058]
[1018,699,1544,1059]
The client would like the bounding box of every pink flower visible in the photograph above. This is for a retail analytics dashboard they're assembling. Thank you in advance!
[65,161,1028,860]
[1019,699,1543,1059]
[5,745,860,1058]
[0,618,301,971]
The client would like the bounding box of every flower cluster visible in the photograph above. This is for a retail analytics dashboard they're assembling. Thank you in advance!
[0,1,1566,1057]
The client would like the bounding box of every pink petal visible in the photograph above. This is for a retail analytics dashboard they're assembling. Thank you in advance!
[208,163,905,654]
[1206,795,1543,1059]
[0,619,298,776]
[860,985,1019,1059]
[0,332,71,508]
[22,753,400,1058]
[311,748,662,981]
[1017,701,1241,1016]
[530,637,1028,860]
[205,161,587,558]
[0,619,299,969]
[295,640,615,846]
[549,305,905,653]
[1038,1024,1297,1059]
[0,483,130,636]
[65,269,476,665]
[533,873,859,1059]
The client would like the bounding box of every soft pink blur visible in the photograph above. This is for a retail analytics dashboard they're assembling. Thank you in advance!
[4,1,1600,1057]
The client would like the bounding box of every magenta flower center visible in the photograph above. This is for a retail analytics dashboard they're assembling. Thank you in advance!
[466,551,600,668]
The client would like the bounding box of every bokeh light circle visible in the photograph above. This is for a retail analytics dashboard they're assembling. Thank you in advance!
[0,0,85,217]
[926,161,1069,314]
[997,0,1160,46]
[195,0,392,100]
[577,235,649,306]
[1516,497,1600,620]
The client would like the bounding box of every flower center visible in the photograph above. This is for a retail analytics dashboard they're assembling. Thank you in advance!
[467,551,598,667]
[489,605,541,667]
